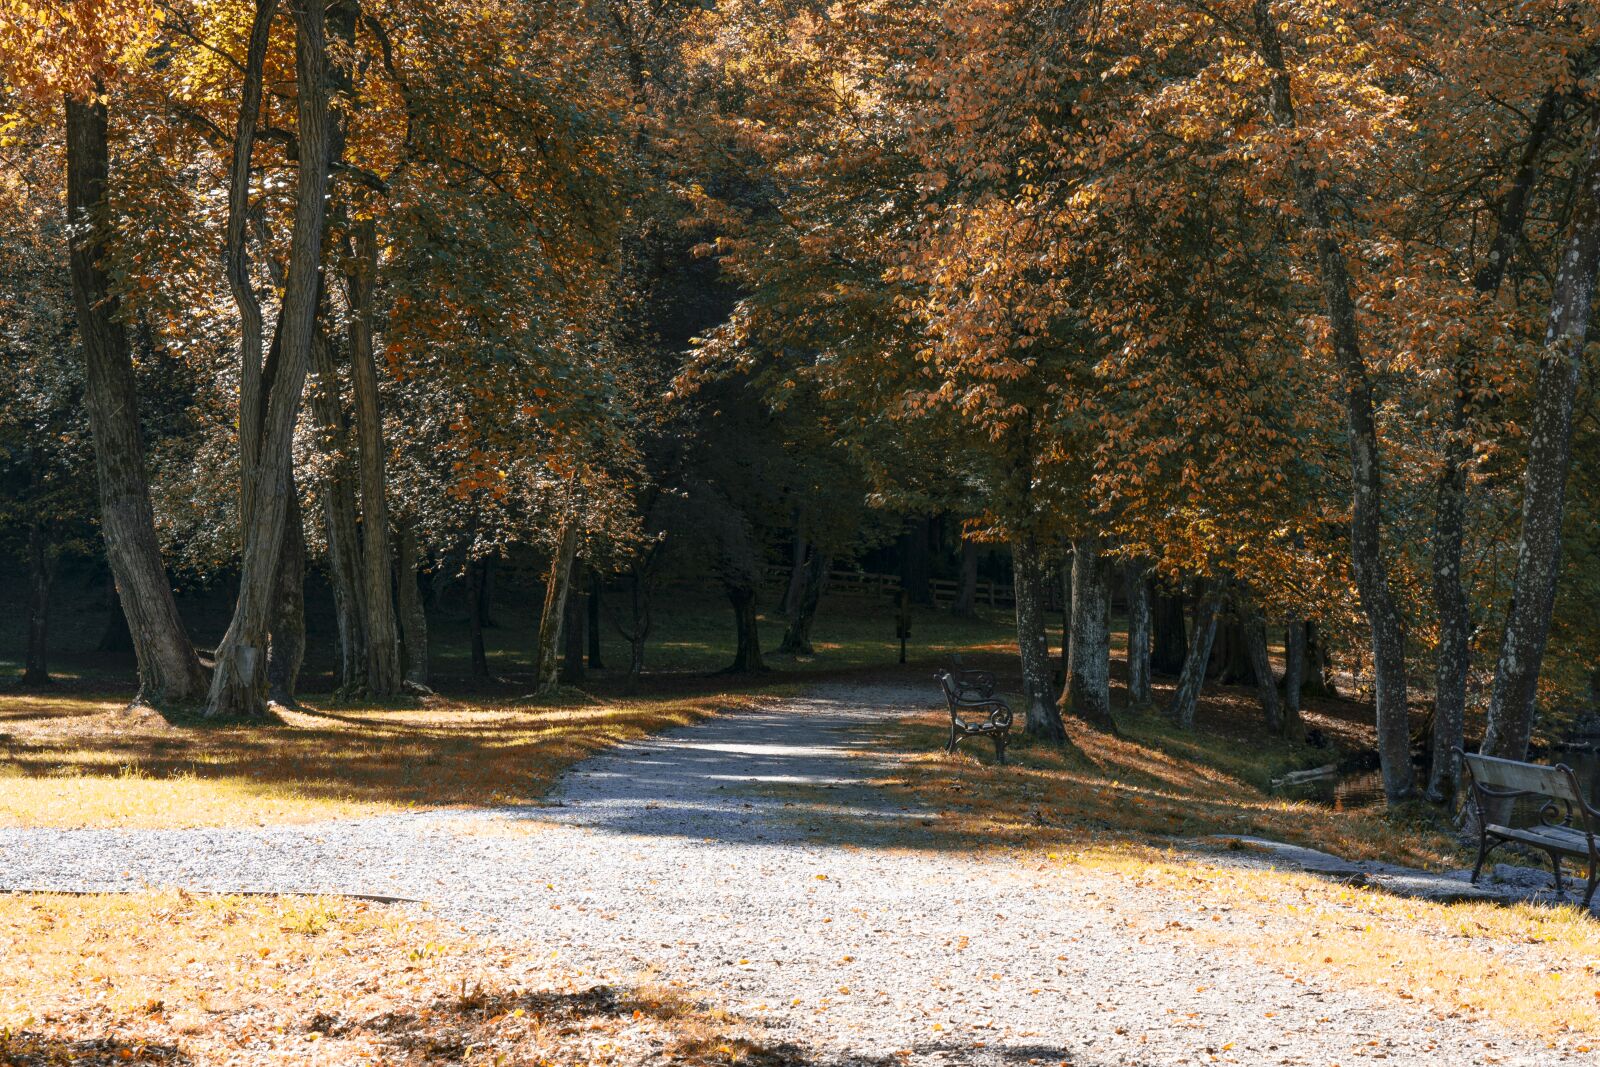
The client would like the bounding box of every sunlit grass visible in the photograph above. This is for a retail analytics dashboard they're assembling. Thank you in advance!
[0,691,760,828]
[0,890,784,1065]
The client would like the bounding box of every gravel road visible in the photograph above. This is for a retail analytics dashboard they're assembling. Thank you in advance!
[0,686,1573,1065]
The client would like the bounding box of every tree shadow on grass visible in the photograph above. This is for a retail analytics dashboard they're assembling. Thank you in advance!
[0,1032,189,1066]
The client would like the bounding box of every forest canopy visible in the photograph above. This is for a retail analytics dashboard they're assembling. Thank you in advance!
[3,0,1600,808]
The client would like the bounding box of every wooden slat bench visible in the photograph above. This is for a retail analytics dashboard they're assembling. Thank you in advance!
[936,669,1012,764]
[1459,748,1600,907]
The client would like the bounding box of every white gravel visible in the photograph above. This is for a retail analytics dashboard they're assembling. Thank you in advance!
[0,685,1577,1065]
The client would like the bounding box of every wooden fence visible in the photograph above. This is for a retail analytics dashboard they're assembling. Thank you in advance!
[765,566,1017,608]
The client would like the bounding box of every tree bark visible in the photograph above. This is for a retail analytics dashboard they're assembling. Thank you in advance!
[1482,131,1600,763]
[1209,614,1257,685]
[1283,615,1307,737]
[1125,563,1153,707]
[1013,534,1067,742]
[266,489,306,706]
[1168,583,1223,730]
[207,0,335,719]
[395,518,429,687]
[782,525,807,615]
[900,516,933,605]
[536,517,580,695]
[725,583,767,673]
[467,556,489,678]
[64,93,207,706]
[778,547,828,655]
[23,524,57,687]
[1063,536,1115,730]
[1251,0,1412,800]
[1242,601,1284,735]
[561,574,586,684]
[1152,587,1187,675]
[310,321,368,694]
[345,218,401,697]
[953,537,979,617]
[586,568,604,668]
[1430,90,1559,800]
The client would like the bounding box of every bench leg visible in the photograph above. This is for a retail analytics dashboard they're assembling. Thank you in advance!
[992,732,1007,766]
[1585,862,1598,909]
[1547,850,1565,896]
[1470,828,1496,884]
[946,725,960,755]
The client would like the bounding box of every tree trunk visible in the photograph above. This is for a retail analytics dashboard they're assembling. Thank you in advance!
[266,489,306,707]
[1252,0,1412,801]
[900,516,933,606]
[624,569,651,692]
[1209,614,1257,685]
[1125,564,1153,707]
[207,0,335,719]
[778,547,829,655]
[1063,536,1115,730]
[1168,583,1223,730]
[1152,588,1187,675]
[725,584,767,673]
[1242,601,1284,735]
[98,585,134,653]
[23,524,57,687]
[467,556,489,678]
[64,93,207,706]
[782,525,807,614]
[561,574,586,684]
[1283,615,1307,737]
[1013,534,1067,743]
[586,569,604,669]
[1304,620,1337,697]
[1482,132,1600,764]
[346,219,402,697]
[953,537,979,617]
[310,322,368,694]
[395,518,429,688]
[1429,90,1558,800]
[536,517,580,695]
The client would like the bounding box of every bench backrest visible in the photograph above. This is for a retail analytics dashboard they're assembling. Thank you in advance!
[935,670,961,710]
[1460,751,1585,809]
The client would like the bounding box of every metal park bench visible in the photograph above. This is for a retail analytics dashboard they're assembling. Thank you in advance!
[935,668,1012,765]
[1459,749,1600,907]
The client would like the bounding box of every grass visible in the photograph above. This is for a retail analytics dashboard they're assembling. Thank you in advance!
[0,690,767,829]
[0,890,798,1066]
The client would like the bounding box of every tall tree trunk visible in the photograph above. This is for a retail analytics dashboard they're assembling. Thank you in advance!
[778,547,829,655]
[266,490,306,706]
[395,518,429,687]
[623,569,651,692]
[900,516,933,606]
[1152,587,1187,675]
[1252,0,1412,800]
[953,537,979,617]
[536,517,580,695]
[1283,615,1307,737]
[1242,601,1284,735]
[23,524,57,687]
[782,525,807,615]
[561,578,586,684]
[1430,90,1559,800]
[310,322,368,693]
[467,556,489,678]
[345,219,401,696]
[725,583,767,673]
[1169,583,1223,730]
[586,569,604,669]
[1013,534,1067,742]
[1063,536,1115,730]
[207,0,335,719]
[1482,132,1600,763]
[1303,620,1337,697]
[64,93,206,706]
[1219,615,1260,685]
[1125,564,1153,707]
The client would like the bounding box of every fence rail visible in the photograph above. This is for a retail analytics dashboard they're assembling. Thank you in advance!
[765,566,1017,608]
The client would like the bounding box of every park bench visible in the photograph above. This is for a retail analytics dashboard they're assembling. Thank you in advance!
[1459,749,1600,907]
[935,668,1012,764]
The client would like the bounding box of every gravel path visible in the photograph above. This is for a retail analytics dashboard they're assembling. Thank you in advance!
[0,686,1573,1065]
